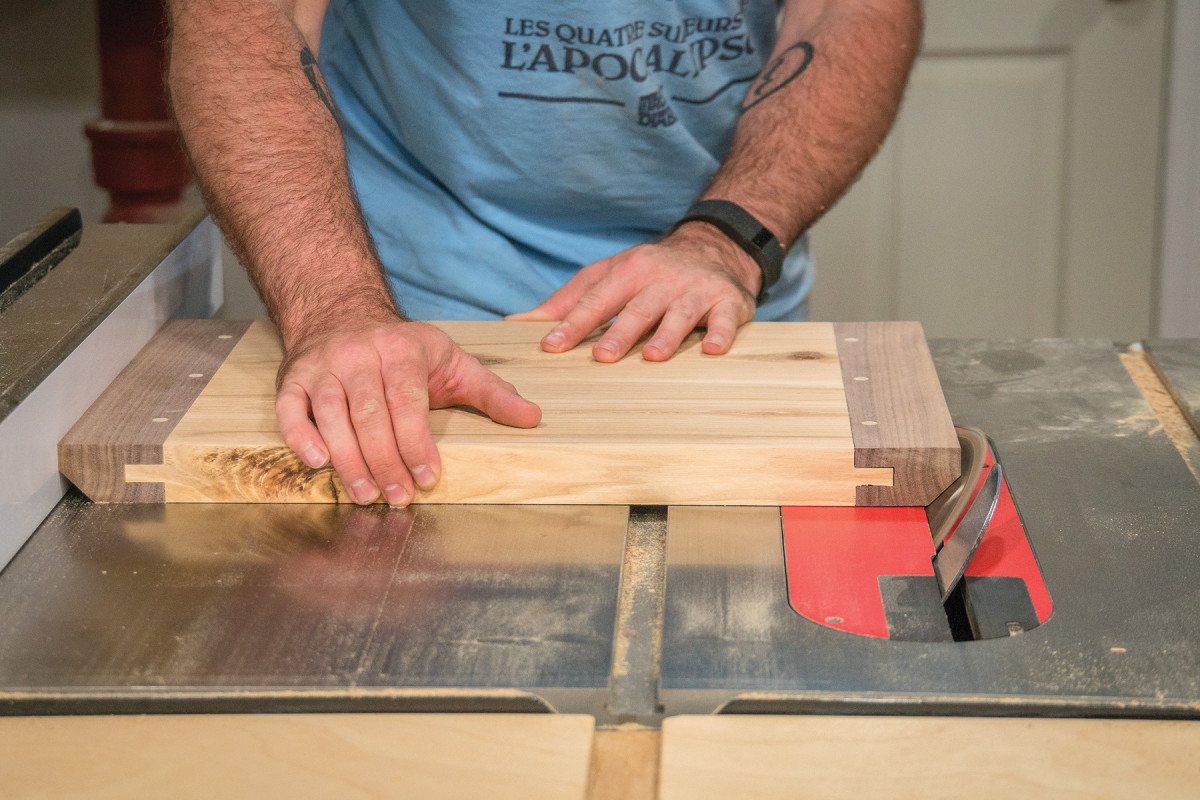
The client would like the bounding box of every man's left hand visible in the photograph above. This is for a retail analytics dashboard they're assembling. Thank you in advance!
[506,222,761,362]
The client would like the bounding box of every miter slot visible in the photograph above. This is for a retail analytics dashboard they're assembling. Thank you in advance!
[604,505,668,725]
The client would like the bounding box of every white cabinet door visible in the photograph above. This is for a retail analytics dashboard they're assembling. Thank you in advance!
[809,0,1167,339]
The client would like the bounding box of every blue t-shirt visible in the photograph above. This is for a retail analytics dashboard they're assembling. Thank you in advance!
[320,1,812,321]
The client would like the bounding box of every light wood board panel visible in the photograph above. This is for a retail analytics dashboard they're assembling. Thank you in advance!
[60,319,958,506]
[660,715,1200,800]
[0,713,594,800]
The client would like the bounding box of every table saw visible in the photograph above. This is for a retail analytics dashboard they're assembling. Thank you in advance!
[2,212,1199,798]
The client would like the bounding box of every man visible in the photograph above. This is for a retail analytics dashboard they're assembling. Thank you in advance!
[167,0,921,507]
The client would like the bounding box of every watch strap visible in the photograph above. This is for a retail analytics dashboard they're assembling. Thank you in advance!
[672,199,783,305]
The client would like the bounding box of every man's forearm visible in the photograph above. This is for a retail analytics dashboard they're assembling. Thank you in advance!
[167,0,398,347]
[705,0,922,249]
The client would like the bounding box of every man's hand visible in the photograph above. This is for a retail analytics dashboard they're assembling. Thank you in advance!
[169,1,545,509]
[276,315,542,507]
[507,222,761,362]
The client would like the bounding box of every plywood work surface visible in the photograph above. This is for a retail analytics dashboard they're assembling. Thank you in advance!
[60,320,958,505]
[659,715,1200,800]
[0,713,594,800]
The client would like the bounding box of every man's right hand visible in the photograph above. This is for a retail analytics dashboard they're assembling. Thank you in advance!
[275,315,542,507]
[168,2,542,507]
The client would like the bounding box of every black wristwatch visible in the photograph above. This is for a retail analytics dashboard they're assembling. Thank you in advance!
[671,199,784,305]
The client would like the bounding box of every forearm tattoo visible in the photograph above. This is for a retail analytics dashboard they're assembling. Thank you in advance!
[300,46,338,119]
[741,41,814,112]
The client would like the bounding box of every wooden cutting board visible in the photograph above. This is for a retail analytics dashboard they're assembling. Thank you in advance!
[58,320,958,506]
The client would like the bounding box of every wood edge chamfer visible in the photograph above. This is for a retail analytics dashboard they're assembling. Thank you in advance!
[58,319,253,503]
[834,321,961,506]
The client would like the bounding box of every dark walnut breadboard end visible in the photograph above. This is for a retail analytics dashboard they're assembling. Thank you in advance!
[58,320,959,506]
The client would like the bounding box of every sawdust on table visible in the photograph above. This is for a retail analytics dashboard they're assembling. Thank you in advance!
[1120,348,1200,482]
[609,513,667,679]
